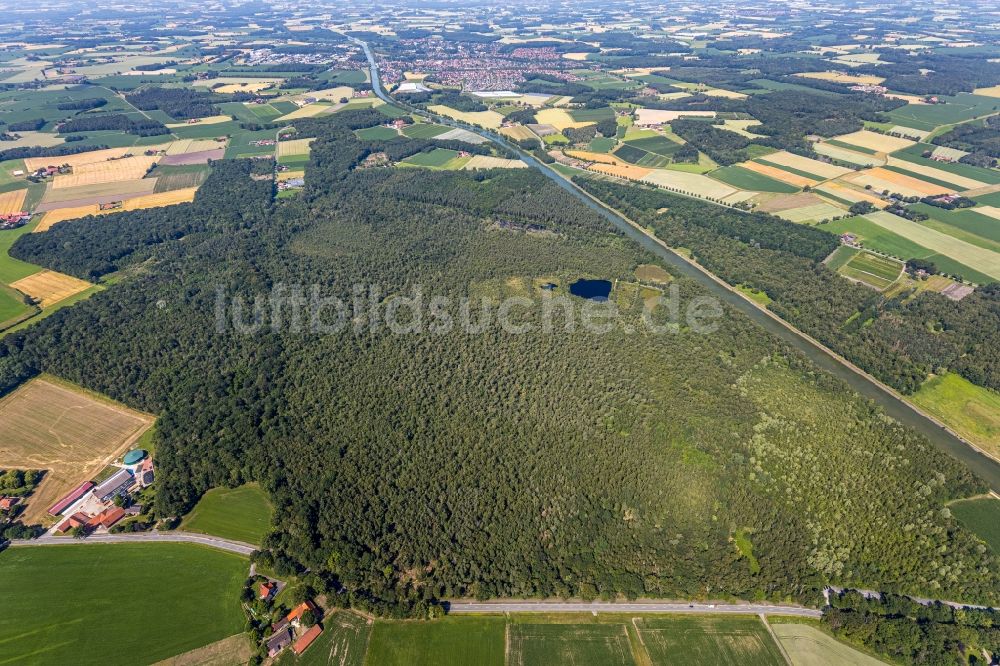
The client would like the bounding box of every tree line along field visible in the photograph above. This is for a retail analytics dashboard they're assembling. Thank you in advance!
[0,543,248,665]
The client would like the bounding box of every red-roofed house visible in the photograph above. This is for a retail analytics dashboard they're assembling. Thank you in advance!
[286,600,317,625]
[260,581,276,600]
[292,625,323,655]
[0,497,20,511]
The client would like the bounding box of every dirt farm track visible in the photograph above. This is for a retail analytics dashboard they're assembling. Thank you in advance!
[0,377,154,524]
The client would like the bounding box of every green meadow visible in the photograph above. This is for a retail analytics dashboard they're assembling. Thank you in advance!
[180,483,274,544]
[0,543,247,665]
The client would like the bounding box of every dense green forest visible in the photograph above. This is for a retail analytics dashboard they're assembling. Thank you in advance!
[2,113,998,617]
[573,177,1000,396]
[826,590,1000,663]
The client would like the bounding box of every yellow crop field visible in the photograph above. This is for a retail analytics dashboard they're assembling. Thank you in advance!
[742,160,818,187]
[277,170,305,182]
[845,168,952,197]
[816,182,889,208]
[51,155,160,189]
[11,269,92,307]
[764,151,852,179]
[974,206,1000,221]
[973,85,1000,98]
[36,188,198,231]
[298,86,354,102]
[566,150,625,165]
[24,146,134,171]
[795,71,885,85]
[165,115,232,129]
[428,105,504,129]
[195,77,281,93]
[833,130,915,153]
[277,103,334,121]
[462,155,527,170]
[499,125,538,142]
[635,109,715,126]
[562,52,590,61]
[37,205,101,230]
[0,376,153,524]
[276,138,314,157]
[813,142,884,167]
[0,188,27,214]
[884,156,986,190]
[591,162,653,180]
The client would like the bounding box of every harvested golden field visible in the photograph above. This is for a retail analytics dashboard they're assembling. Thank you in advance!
[24,146,133,171]
[756,192,827,213]
[277,170,305,182]
[296,86,354,102]
[195,77,281,93]
[795,71,885,85]
[36,188,198,230]
[535,108,592,130]
[566,150,625,165]
[591,162,653,180]
[499,125,538,142]
[276,138,314,157]
[164,139,224,156]
[428,105,504,129]
[742,160,818,187]
[0,377,153,524]
[37,205,101,230]
[277,102,335,121]
[39,178,157,206]
[0,188,27,214]
[974,206,1000,221]
[813,142,885,167]
[11,269,92,307]
[884,156,987,190]
[973,85,1000,99]
[51,155,160,189]
[763,151,852,179]
[165,115,231,129]
[833,130,915,153]
[816,181,890,208]
[462,155,527,170]
[845,168,952,197]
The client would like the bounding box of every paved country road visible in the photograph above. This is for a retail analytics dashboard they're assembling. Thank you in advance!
[7,531,257,555]
[446,601,823,618]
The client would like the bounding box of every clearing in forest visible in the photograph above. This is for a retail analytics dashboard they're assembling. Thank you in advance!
[0,376,153,523]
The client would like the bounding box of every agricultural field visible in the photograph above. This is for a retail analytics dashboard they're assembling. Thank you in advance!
[276,611,372,666]
[427,105,503,129]
[835,250,902,290]
[366,615,505,666]
[355,125,399,141]
[402,122,454,139]
[0,376,153,523]
[534,108,592,130]
[776,202,847,224]
[276,138,315,158]
[0,188,28,214]
[51,155,160,189]
[828,130,914,154]
[762,151,852,180]
[859,211,1000,281]
[885,93,1000,132]
[641,169,745,199]
[813,142,884,167]
[462,155,526,170]
[180,483,274,545]
[911,373,1000,461]
[769,621,888,666]
[948,496,1000,554]
[37,187,199,230]
[711,166,799,193]
[794,72,884,85]
[10,268,92,305]
[399,148,468,169]
[509,623,634,666]
[741,160,818,188]
[0,543,247,665]
[907,203,1000,247]
[636,615,785,666]
[499,125,538,142]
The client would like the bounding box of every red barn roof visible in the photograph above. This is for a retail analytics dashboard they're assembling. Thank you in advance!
[286,600,317,622]
[292,625,323,655]
[48,481,95,516]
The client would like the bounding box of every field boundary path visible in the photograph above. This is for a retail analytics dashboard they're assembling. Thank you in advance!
[352,36,1000,491]
[445,600,823,618]
[8,530,256,555]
